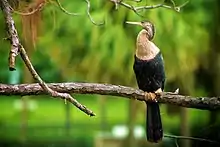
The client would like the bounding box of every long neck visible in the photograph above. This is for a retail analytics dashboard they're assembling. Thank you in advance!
[135,29,160,60]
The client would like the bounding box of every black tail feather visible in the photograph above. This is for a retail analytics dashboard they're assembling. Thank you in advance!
[146,102,163,142]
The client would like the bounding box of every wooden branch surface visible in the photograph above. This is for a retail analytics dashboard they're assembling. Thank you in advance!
[1,0,95,116]
[0,82,220,111]
[0,0,20,70]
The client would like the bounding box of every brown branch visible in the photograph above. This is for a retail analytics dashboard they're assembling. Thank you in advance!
[18,45,95,116]
[1,0,95,117]
[0,0,20,71]
[11,1,46,16]
[0,82,220,111]
[110,0,189,15]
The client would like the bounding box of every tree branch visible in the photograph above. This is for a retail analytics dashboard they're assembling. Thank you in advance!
[84,0,104,26]
[19,45,95,116]
[1,0,95,117]
[110,0,189,16]
[9,1,46,16]
[53,0,80,16]
[0,82,220,111]
[0,0,20,70]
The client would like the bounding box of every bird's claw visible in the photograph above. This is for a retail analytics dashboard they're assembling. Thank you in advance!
[144,88,163,103]
[144,92,157,102]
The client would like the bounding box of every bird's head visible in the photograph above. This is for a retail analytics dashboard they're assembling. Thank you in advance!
[126,20,155,41]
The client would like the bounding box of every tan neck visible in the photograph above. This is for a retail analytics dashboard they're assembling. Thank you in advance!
[135,29,160,60]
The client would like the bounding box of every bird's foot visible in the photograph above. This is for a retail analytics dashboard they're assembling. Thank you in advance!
[144,88,163,102]
[144,92,157,102]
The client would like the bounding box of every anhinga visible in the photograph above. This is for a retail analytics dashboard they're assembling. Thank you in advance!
[126,21,165,143]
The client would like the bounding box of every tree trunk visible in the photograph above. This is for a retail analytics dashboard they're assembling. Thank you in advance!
[99,95,107,132]
[180,108,190,147]
[65,102,71,146]
[21,65,32,143]
[209,0,220,128]
[126,99,137,147]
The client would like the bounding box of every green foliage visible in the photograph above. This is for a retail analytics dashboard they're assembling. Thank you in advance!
[0,97,217,142]
[0,0,212,93]
[33,0,210,94]
[1,0,220,145]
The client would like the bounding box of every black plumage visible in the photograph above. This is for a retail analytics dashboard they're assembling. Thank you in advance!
[133,52,165,142]
[133,52,165,92]
[126,20,166,143]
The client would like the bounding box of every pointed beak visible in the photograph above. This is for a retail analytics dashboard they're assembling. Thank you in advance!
[125,21,142,27]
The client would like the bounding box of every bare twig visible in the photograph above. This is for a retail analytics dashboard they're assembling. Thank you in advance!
[10,1,46,16]
[110,0,144,17]
[0,83,220,111]
[164,134,220,145]
[85,0,104,25]
[9,0,79,16]
[18,44,95,116]
[134,0,189,12]
[110,0,121,10]
[129,0,142,2]
[175,139,179,147]
[1,0,94,116]
[54,0,80,16]
[0,0,20,70]
[110,0,189,14]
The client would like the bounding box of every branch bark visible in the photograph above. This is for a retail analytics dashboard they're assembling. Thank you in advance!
[0,82,220,111]
[1,0,95,117]
[0,0,20,70]
[110,0,189,15]
[18,45,95,116]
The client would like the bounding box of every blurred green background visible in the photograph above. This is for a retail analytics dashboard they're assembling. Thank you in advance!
[0,0,220,147]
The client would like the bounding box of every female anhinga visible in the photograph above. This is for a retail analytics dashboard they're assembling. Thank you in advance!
[126,21,165,143]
